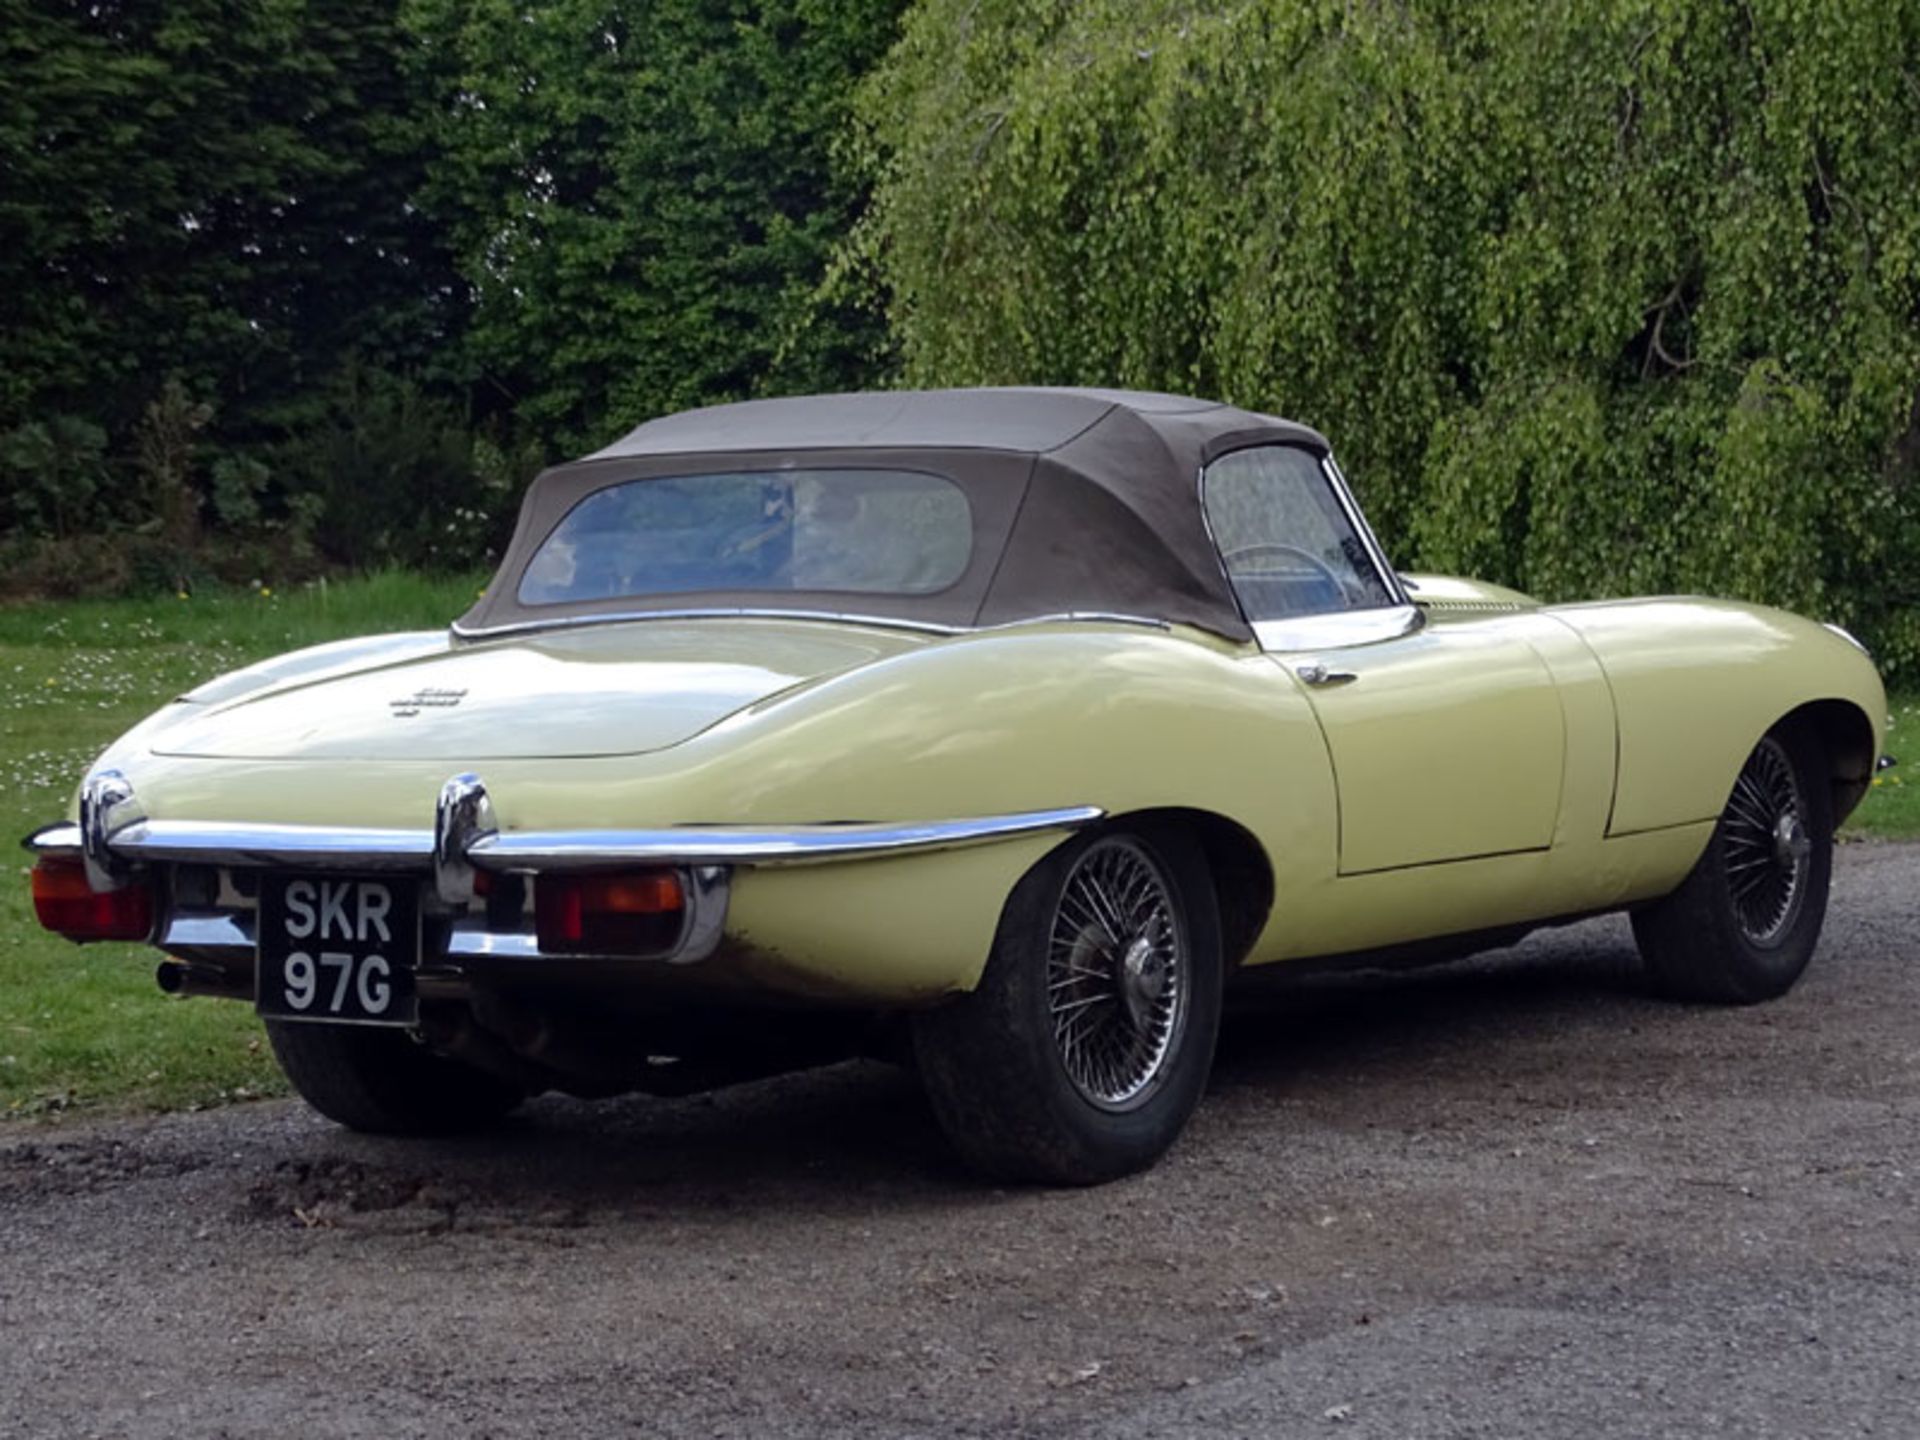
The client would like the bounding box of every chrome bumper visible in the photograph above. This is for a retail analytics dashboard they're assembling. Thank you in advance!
[24,770,1103,969]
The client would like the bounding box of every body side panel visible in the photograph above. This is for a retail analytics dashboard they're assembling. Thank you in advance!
[1547,600,1886,836]
[1276,614,1569,874]
[1242,611,1630,962]
[1271,822,1715,962]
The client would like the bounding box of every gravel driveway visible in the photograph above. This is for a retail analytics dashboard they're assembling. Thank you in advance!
[3,843,1915,1439]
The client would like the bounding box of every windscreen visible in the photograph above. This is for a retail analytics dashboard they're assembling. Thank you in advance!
[517,469,974,606]
[1203,446,1394,620]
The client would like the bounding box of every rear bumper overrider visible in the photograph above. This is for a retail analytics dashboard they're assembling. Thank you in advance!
[23,770,1102,969]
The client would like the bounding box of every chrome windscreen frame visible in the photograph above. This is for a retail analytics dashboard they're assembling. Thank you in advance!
[24,772,1104,971]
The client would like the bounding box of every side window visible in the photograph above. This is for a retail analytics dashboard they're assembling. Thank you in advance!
[1203,447,1394,621]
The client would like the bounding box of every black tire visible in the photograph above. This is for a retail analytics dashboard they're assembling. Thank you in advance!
[913,824,1223,1185]
[1631,719,1834,1004]
[266,1020,524,1134]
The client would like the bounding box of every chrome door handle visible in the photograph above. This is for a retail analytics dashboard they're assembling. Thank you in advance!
[1296,663,1359,687]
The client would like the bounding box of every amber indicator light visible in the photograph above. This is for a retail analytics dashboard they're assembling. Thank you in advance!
[535,870,685,954]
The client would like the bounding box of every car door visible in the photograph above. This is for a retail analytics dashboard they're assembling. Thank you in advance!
[1204,445,1567,875]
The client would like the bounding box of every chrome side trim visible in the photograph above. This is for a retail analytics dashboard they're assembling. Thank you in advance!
[453,607,965,643]
[1251,605,1424,654]
[23,822,82,858]
[975,612,1172,634]
[33,806,1101,872]
[467,807,1105,869]
[101,820,436,870]
[1823,621,1871,657]
[453,606,1176,644]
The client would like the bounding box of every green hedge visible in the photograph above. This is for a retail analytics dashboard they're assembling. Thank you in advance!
[854,0,1920,675]
[0,0,899,590]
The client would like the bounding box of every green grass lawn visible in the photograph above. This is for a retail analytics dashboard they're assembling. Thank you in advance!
[0,572,483,1120]
[1848,691,1918,839]
[1,576,1913,1121]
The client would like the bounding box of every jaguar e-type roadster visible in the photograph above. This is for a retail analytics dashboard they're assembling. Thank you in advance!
[24,388,1889,1182]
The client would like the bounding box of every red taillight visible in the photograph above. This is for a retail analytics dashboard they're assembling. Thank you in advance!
[535,870,685,955]
[30,858,155,942]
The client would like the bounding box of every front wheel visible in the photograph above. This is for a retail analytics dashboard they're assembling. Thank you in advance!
[266,1020,525,1134]
[1631,720,1834,1004]
[913,825,1223,1184]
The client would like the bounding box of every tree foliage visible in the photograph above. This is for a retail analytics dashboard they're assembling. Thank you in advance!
[0,0,459,439]
[404,0,901,456]
[0,0,897,587]
[854,0,1920,673]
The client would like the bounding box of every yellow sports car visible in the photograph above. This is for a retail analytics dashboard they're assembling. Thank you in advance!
[24,389,1889,1182]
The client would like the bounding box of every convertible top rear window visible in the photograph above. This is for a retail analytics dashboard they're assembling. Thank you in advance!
[519,469,973,606]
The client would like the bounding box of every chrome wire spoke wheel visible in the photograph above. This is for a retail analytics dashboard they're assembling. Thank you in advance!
[1046,837,1189,1111]
[1720,735,1811,945]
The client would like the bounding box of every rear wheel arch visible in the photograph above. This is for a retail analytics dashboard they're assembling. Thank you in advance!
[1105,807,1274,968]
[914,815,1226,1182]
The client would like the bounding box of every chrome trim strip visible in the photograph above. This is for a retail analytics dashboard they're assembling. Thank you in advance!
[467,807,1105,869]
[977,612,1172,633]
[453,606,1175,644]
[1251,605,1423,654]
[104,820,436,870]
[47,806,1101,872]
[453,607,964,642]
[23,822,82,858]
[1823,621,1871,657]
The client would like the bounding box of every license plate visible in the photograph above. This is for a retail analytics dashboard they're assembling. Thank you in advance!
[256,875,421,1026]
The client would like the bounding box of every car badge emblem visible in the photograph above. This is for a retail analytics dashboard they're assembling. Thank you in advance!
[389,686,468,718]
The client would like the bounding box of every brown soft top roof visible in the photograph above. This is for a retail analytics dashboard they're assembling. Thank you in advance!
[460,388,1331,641]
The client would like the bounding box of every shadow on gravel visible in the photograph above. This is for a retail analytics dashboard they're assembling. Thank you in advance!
[1212,919,1655,1090]
[225,920,1670,1232]
[236,1058,964,1235]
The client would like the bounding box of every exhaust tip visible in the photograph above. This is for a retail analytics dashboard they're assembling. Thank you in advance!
[156,961,245,1000]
